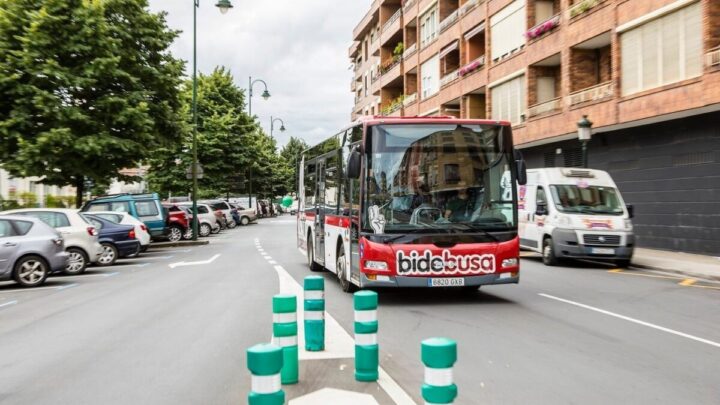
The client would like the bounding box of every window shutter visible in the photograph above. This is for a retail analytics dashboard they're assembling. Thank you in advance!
[661,11,680,84]
[683,2,702,79]
[621,29,641,95]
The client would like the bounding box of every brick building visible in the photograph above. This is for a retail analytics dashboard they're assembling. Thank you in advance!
[350,0,720,255]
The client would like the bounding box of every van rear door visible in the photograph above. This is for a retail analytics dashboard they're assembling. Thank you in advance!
[135,200,165,238]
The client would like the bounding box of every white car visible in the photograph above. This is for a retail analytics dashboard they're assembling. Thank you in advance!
[85,211,151,253]
[1,208,103,274]
[177,203,220,237]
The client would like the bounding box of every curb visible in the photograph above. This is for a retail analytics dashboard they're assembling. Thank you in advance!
[631,263,720,282]
[150,240,210,248]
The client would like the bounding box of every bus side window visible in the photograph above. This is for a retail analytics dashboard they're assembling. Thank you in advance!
[305,161,316,213]
[325,152,339,215]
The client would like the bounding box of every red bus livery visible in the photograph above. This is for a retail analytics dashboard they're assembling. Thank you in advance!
[298,116,527,292]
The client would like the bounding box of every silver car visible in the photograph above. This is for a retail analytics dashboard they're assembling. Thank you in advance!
[0,215,68,287]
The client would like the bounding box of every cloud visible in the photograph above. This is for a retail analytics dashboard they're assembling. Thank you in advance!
[148,0,372,147]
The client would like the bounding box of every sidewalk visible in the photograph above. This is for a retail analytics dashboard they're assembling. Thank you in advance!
[632,248,720,281]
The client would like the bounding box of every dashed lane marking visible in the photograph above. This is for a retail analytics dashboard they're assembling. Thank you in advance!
[539,293,720,349]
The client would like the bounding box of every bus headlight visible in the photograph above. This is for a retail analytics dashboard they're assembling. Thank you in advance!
[364,260,388,271]
[502,258,518,268]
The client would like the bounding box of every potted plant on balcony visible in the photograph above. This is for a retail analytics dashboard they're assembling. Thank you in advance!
[394,42,405,58]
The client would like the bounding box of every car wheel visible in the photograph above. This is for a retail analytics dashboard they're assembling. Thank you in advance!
[13,255,49,288]
[65,248,88,274]
[211,223,221,234]
[227,219,237,229]
[199,223,212,237]
[183,227,194,240]
[307,236,323,272]
[542,237,559,266]
[240,216,250,226]
[336,245,357,293]
[167,225,183,242]
[98,243,118,266]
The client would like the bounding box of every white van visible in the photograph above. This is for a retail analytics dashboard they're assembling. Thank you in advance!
[518,168,634,267]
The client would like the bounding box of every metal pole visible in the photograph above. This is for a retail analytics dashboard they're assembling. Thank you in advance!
[270,115,274,138]
[248,76,252,116]
[581,139,588,168]
[191,0,199,240]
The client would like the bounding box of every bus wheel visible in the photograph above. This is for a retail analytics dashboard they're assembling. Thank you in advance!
[336,245,357,293]
[307,235,323,272]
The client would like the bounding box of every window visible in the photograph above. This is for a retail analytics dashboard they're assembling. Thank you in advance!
[94,213,123,223]
[491,74,526,124]
[87,201,131,213]
[136,200,159,217]
[536,186,547,206]
[16,211,71,228]
[491,0,526,61]
[421,55,440,99]
[325,153,339,214]
[444,164,461,184]
[197,206,209,214]
[621,2,701,96]
[0,220,17,237]
[305,160,317,209]
[85,216,104,229]
[13,220,33,235]
[420,6,439,47]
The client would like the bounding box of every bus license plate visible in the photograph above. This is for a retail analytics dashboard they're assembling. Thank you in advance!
[592,248,615,255]
[429,278,465,287]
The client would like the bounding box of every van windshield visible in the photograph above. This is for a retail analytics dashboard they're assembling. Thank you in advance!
[550,185,624,215]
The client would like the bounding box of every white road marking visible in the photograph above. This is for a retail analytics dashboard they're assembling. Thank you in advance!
[0,283,77,293]
[106,263,150,269]
[56,283,78,291]
[0,300,18,309]
[58,272,120,279]
[539,293,720,349]
[168,254,221,269]
[267,260,277,265]
[146,249,192,254]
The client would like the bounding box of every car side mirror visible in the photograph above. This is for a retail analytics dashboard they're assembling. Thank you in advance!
[347,147,361,179]
[536,203,548,216]
[626,204,634,219]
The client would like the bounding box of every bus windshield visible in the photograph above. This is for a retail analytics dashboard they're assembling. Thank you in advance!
[365,124,516,234]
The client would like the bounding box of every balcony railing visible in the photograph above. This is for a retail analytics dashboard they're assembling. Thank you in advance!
[382,95,405,115]
[568,0,605,20]
[459,55,485,77]
[527,97,562,117]
[568,82,613,106]
[440,70,459,88]
[526,14,560,41]
[380,56,401,75]
[403,43,418,59]
[707,46,720,67]
[439,9,460,32]
[459,0,481,15]
[383,8,402,32]
[403,93,418,106]
[403,0,416,12]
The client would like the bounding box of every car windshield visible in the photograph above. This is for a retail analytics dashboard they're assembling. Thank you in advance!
[364,124,516,234]
[550,185,624,215]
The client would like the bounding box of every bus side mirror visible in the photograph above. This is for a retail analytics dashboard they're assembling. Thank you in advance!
[347,148,361,179]
[516,159,527,185]
[626,204,634,219]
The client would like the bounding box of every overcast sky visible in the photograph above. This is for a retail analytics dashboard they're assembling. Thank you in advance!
[148,0,372,148]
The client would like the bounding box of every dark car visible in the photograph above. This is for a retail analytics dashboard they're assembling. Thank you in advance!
[81,214,140,266]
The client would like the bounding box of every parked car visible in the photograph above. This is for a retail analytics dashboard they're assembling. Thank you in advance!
[1,208,102,274]
[161,203,190,242]
[229,203,257,226]
[212,209,225,233]
[81,193,167,241]
[0,215,68,287]
[201,200,235,229]
[177,203,220,237]
[81,214,140,266]
[85,211,151,253]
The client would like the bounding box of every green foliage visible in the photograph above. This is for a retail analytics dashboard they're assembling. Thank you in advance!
[17,192,37,207]
[279,137,309,196]
[0,0,185,207]
[393,42,404,57]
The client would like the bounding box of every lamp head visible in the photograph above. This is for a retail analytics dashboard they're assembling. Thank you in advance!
[215,0,233,14]
[577,115,593,141]
[261,89,271,100]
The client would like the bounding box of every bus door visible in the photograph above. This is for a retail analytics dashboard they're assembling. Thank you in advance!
[314,158,326,266]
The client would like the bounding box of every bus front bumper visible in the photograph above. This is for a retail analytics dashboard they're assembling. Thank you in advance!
[359,272,519,288]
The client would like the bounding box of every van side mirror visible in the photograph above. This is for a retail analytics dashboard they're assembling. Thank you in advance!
[514,149,527,185]
[347,147,361,179]
[536,203,548,216]
[626,204,634,219]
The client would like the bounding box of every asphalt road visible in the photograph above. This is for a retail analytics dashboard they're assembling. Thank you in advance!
[0,218,718,404]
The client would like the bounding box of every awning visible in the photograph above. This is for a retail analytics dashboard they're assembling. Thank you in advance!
[464,23,485,40]
[439,40,459,59]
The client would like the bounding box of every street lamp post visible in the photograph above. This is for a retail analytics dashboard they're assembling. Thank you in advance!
[577,115,593,169]
[190,0,233,240]
[248,77,271,116]
[270,116,286,138]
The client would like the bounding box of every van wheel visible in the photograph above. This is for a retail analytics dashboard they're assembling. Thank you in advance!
[542,237,559,266]
[307,235,323,272]
[337,245,357,293]
[65,248,88,274]
[13,255,49,287]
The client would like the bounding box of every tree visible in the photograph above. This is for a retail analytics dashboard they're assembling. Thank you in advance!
[279,137,309,195]
[0,0,185,207]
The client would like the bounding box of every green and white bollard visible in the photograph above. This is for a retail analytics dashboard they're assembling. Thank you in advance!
[247,343,285,405]
[303,276,325,351]
[272,294,299,385]
[354,290,379,382]
[421,337,458,405]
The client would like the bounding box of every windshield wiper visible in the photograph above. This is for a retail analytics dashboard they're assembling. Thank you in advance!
[446,223,499,242]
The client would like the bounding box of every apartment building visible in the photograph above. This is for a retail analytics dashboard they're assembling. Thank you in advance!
[0,169,76,206]
[349,0,720,255]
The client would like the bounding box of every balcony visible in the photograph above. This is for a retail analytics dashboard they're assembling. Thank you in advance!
[526,15,560,41]
[403,42,417,59]
[383,8,402,33]
[568,82,613,106]
[567,0,606,20]
[459,55,485,77]
[382,95,405,115]
[403,93,418,106]
[708,46,720,68]
[439,9,459,33]
[459,0,480,16]
[380,56,401,75]
[440,70,459,88]
[527,97,562,118]
[403,0,416,12]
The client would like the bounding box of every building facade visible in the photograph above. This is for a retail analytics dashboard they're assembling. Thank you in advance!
[350,0,720,255]
[0,169,77,207]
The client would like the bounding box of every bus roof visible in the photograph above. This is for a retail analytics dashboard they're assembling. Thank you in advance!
[353,115,512,127]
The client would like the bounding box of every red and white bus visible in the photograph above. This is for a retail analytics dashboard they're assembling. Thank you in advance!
[298,116,527,292]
